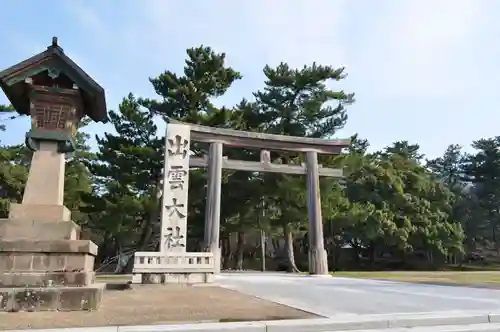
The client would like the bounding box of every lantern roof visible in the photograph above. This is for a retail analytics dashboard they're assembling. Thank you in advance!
[0,37,108,123]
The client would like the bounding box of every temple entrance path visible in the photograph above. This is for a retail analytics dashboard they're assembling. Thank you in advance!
[215,272,500,317]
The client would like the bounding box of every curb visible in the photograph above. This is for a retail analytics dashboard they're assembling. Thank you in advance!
[5,311,500,332]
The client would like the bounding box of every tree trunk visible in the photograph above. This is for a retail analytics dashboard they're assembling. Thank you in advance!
[330,243,341,271]
[493,223,499,253]
[118,176,162,274]
[135,175,162,252]
[271,238,280,258]
[136,216,155,250]
[221,236,232,270]
[113,244,123,274]
[284,223,301,273]
[95,232,113,268]
[121,253,135,274]
[260,229,266,272]
[368,241,376,267]
[350,241,361,268]
[334,246,342,271]
[234,231,245,270]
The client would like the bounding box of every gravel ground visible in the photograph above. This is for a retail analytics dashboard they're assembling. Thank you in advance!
[0,284,317,330]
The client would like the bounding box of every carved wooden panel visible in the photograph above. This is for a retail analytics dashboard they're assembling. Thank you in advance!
[32,101,70,131]
[30,94,78,133]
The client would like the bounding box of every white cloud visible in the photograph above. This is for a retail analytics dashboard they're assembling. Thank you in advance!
[116,0,348,73]
[63,0,490,103]
[357,0,485,98]
[63,1,108,37]
[3,0,496,155]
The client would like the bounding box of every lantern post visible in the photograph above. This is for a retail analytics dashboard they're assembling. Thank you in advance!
[0,37,108,312]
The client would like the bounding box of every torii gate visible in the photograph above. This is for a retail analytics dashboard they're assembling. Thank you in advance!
[164,118,349,275]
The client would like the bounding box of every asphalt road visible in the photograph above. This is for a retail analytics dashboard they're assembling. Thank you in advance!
[215,272,500,317]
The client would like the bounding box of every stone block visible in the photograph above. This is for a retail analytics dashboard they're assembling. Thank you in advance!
[58,284,104,311]
[138,272,214,285]
[31,253,64,271]
[0,283,105,312]
[0,239,98,255]
[388,312,490,328]
[0,290,8,311]
[118,321,267,332]
[263,313,494,332]
[0,254,14,271]
[205,273,215,283]
[66,253,95,271]
[131,273,142,284]
[143,273,162,284]
[183,272,213,284]
[0,252,95,272]
[489,312,500,322]
[14,253,33,270]
[9,203,71,221]
[0,218,80,240]
[21,141,66,207]
[0,271,95,287]
[264,317,389,332]
[12,288,60,311]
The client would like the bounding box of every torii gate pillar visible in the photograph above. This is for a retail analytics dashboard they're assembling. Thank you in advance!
[306,151,329,275]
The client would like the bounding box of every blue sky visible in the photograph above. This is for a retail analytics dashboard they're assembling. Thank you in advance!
[1,0,499,159]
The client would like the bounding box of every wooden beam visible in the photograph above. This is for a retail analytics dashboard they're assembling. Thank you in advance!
[168,118,350,154]
[190,157,343,178]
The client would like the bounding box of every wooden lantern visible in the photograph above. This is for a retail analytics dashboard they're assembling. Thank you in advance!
[0,37,108,152]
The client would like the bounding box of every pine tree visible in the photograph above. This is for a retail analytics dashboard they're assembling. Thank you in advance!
[139,45,247,255]
[84,94,164,265]
[0,104,20,132]
[462,137,500,249]
[141,45,241,123]
[254,62,354,272]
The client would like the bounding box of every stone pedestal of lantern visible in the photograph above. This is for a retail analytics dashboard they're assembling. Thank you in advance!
[0,37,108,311]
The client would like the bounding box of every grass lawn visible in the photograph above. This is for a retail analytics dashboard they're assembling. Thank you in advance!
[332,270,500,286]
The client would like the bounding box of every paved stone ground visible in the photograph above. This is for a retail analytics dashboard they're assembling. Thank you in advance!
[0,284,315,330]
[216,272,500,317]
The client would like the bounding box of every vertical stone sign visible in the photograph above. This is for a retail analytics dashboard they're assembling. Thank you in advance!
[161,123,191,254]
